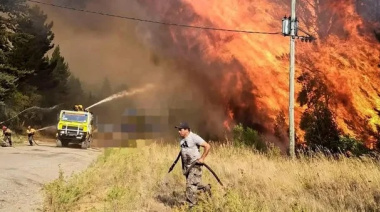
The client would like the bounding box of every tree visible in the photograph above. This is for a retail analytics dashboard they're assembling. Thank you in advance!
[232,123,267,152]
[0,1,87,131]
[1,3,58,130]
[11,5,55,90]
[0,0,27,17]
[41,46,70,107]
[0,0,28,101]
[274,110,289,142]
[300,102,341,151]
[0,70,18,100]
[297,72,341,151]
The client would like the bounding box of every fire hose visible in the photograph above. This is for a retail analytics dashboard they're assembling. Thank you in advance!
[185,160,224,187]
[168,151,224,187]
[32,138,39,146]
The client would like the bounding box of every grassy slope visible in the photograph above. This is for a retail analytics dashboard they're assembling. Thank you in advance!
[43,143,380,212]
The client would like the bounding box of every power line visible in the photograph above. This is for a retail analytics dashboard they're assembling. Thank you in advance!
[27,0,281,35]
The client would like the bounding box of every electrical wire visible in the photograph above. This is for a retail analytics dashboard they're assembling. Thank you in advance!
[27,0,281,35]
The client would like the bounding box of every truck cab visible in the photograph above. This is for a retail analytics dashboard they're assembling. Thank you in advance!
[56,109,94,149]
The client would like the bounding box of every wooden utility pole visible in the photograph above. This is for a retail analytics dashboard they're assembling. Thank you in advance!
[288,0,297,158]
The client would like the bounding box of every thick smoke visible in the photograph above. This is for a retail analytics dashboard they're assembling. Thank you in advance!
[39,0,155,87]
[133,1,275,138]
[36,0,248,140]
[35,0,380,147]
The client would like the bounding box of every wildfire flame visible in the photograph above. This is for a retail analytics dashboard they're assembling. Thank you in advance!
[223,108,235,131]
[136,0,380,144]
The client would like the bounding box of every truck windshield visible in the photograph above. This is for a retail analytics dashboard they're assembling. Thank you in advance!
[61,113,88,123]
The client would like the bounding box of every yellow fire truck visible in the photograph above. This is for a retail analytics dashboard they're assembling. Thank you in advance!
[56,106,94,149]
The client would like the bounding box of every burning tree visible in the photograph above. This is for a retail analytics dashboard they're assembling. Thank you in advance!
[297,71,340,151]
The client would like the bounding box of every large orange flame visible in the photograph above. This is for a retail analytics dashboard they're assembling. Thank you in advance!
[137,0,380,145]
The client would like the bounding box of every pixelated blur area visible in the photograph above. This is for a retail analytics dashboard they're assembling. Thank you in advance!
[92,107,174,148]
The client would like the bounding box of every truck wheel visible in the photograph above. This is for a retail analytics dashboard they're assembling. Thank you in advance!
[88,136,92,148]
[81,140,88,149]
[56,139,62,147]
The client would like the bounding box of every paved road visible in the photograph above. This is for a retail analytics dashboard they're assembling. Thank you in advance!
[0,141,101,212]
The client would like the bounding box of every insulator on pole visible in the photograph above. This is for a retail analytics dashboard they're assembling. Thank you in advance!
[282,16,291,36]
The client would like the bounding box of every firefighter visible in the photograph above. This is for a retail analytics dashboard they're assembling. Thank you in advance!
[2,126,12,147]
[26,126,36,146]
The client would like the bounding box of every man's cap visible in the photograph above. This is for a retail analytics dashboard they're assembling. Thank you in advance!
[174,122,190,129]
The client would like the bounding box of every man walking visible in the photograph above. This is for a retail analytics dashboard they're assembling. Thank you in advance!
[175,122,211,208]
[26,126,36,146]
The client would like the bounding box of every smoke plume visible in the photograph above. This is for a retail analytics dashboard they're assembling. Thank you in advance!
[33,0,380,146]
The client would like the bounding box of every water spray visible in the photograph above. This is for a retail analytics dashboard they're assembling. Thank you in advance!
[27,125,56,146]
[35,125,56,132]
[0,104,62,125]
[85,84,155,110]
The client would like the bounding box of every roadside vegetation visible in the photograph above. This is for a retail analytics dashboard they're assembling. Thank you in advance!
[43,126,380,212]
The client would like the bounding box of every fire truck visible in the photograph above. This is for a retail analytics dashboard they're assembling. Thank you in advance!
[56,105,94,149]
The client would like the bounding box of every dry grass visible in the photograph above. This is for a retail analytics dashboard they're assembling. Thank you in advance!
[43,142,380,212]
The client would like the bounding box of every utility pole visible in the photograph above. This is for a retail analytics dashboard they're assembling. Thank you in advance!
[281,0,298,158]
[282,0,315,158]
[288,0,297,158]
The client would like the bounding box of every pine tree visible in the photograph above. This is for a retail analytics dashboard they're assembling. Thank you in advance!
[41,46,70,106]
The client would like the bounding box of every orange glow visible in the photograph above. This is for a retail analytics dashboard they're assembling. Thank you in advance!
[223,108,235,132]
[141,0,380,144]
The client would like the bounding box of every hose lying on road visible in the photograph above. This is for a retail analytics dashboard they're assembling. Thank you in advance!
[184,160,224,187]
[33,140,39,146]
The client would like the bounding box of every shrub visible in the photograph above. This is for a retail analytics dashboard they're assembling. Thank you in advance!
[232,123,267,152]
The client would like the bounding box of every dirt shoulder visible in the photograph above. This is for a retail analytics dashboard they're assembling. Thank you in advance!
[0,140,101,212]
